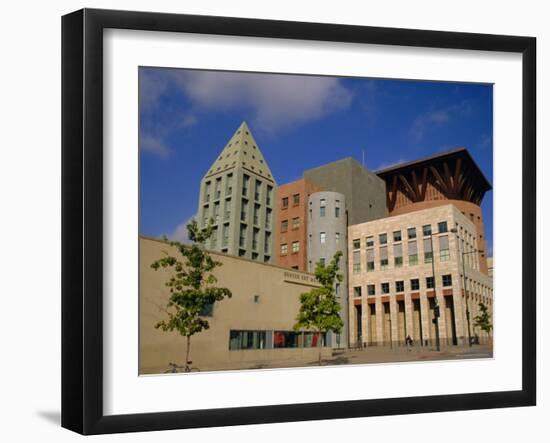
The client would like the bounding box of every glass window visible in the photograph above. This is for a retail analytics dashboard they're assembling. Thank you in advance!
[408,240,418,266]
[204,181,211,202]
[264,232,271,254]
[293,193,300,205]
[439,235,450,261]
[252,228,259,250]
[292,217,300,230]
[239,224,246,248]
[411,278,420,291]
[320,198,326,217]
[423,224,432,236]
[366,236,374,247]
[253,204,260,225]
[335,200,340,217]
[229,330,267,350]
[407,227,416,239]
[320,232,326,244]
[442,274,453,287]
[292,241,300,253]
[379,233,387,244]
[265,208,272,229]
[254,180,262,201]
[393,230,402,242]
[381,282,390,294]
[335,232,340,244]
[242,174,250,196]
[380,245,388,270]
[438,221,448,233]
[353,238,360,249]
[426,276,435,289]
[273,331,299,348]
[282,197,288,208]
[423,238,433,263]
[281,219,288,232]
[280,243,288,255]
[394,243,403,268]
[396,281,404,292]
[353,250,360,273]
[266,185,273,206]
[367,284,375,296]
[353,286,362,298]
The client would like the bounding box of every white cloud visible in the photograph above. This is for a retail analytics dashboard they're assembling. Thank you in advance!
[410,100,472,143]
[140,134,171,158]
[168,215,197,244]
[170,70,353,132]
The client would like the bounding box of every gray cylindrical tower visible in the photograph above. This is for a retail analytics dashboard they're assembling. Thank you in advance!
[307,191,348,348]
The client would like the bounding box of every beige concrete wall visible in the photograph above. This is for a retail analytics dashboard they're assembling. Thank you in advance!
[140,236,326,374]
[347,204,493,348]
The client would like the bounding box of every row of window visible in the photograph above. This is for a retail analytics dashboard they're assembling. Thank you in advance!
[204,174,274,206]
[352,275,452,298]
[352,221,449,250]
[281,193,301,208]
[280,217,300,232]
[229,330,328,350]
[238,224,272,254]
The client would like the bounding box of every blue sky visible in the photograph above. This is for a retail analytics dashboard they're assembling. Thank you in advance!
[139,67,493,255]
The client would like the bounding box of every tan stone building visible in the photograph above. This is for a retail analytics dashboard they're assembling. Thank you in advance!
[347,204,493,349]
[140,236,332,374]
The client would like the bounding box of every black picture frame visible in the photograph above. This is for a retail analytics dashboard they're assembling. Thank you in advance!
[61,8,536,435]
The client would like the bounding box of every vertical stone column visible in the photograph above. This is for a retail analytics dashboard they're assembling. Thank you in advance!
[348,295,357,346]
[375,298,384,347]
[420,293,431,346]
[361,298,369,348]
[390,295,399,347]
[405,293,414,343]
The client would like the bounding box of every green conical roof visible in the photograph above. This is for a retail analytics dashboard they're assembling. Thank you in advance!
[204,121,275,183]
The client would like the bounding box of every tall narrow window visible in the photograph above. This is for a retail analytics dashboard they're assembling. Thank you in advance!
[394,243,403,268]
[265,208,272,230]
[335,200,340,217]
[320,232,326,244]
[366,248,375,271]
[408,240,418,265]
[353,238,360,249]
[280,243,288,255]
[281,219,288,232]
[204,181,211,202]
[226,173,233,195]
[211,226,218,248]
[379,233,388,245]
[239,224,247,248]
[282,197,288,209]
[254,180,262,201]
[264,232,271,254]
[320,198,326,217]
[213,202,220,224]
[253,204,260,225]
[380,245,388,270]
[214,178,222,200]
[293,193,300,205]
[242,174,250,196]
[222,223,229,247]
[292,217,300,230]
[354,286,362,298]
[439,235,450,261]
[353,250,361,273]
[240,199,247,222]
[423,238,433,263]
[252,228,259,251]
[438,221,448,233]
[266,185,273,206]
[224,198,231,220]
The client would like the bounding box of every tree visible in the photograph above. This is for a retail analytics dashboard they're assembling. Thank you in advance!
[473,302,493,343]
[151,219,232,370]
[294,251,344,365]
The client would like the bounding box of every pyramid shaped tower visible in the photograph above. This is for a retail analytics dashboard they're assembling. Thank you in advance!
[197,122,277,262]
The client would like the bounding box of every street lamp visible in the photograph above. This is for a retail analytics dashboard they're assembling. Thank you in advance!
[428,226,458,352]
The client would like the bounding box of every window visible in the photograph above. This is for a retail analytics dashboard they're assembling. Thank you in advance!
[442,274,453,287]
[394,243,403,268]
[265,208,272,229]
[282,197,288,208]
[438,221,448,233]
[335,232,340,244]
[242,174,249,196]
[293,193,300,205]
[408,240,418,266]
[366,248,375,271]
[379,233,387,244]
[240,199,248,221]
[366,236,374,247]
[320,232,326,244]
[411,278,420,291]
[423,238,433,263]
[319,258,326,266]
[439,235,450,261]
[292,241,300,253]
[200,303,214,317]
[380,246,388,270]
[273,331,300,348]
[204,181,211,202]
[225,173,233,195]
[396,280,404,293]
[254,180,262,201]
[211,227,218,248]
[280,243,288,255]
[353,250,361,273]
[335,200,340,217]
[202,205,209,226]
[292,217,300,230]
[239,224,247,248]
[253,204,260,225]
[224,198,231,220]
[407,227,417,239]
[266,185,273,206]
[252,228,259,251]
[393,230,402,242]
[264,232,271,254]
[222,223,229,247]
[229,330,267,350]
[426,276,435,289]
[353,286,362,298]
[281,219,288,232]
[213,202,220,223]
[335,283,341,297]
[381,282,390,294]
[353,238,360,249]
[320,198,326,217]
[423,224,432,236]
[367,284,375,296]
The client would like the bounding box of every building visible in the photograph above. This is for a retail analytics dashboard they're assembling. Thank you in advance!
[348,204,493,349]
[140,236,333,374]
[376,148,492,274]
[274,178,321,271]
[197,121,277,263]
[487,257,494,279]
[303,157,387,225]
[307,191,349,347]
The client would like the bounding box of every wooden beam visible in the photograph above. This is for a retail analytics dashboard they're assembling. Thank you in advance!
[443,162,455,198]
[420,167,429,200]
[399,173,418,202]
[411,170,422,200]
[429,165,451,196]
[389,175,398,212]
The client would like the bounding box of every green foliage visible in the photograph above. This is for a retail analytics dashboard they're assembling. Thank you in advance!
[151,219,232,339]
[473,302,493,336]
[294,251,344,338]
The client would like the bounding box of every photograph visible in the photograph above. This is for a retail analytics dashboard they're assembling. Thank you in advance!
[138,67,494,375]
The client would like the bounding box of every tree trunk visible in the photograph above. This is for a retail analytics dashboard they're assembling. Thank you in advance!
[185,335,191,367]
[318,331,323,366]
